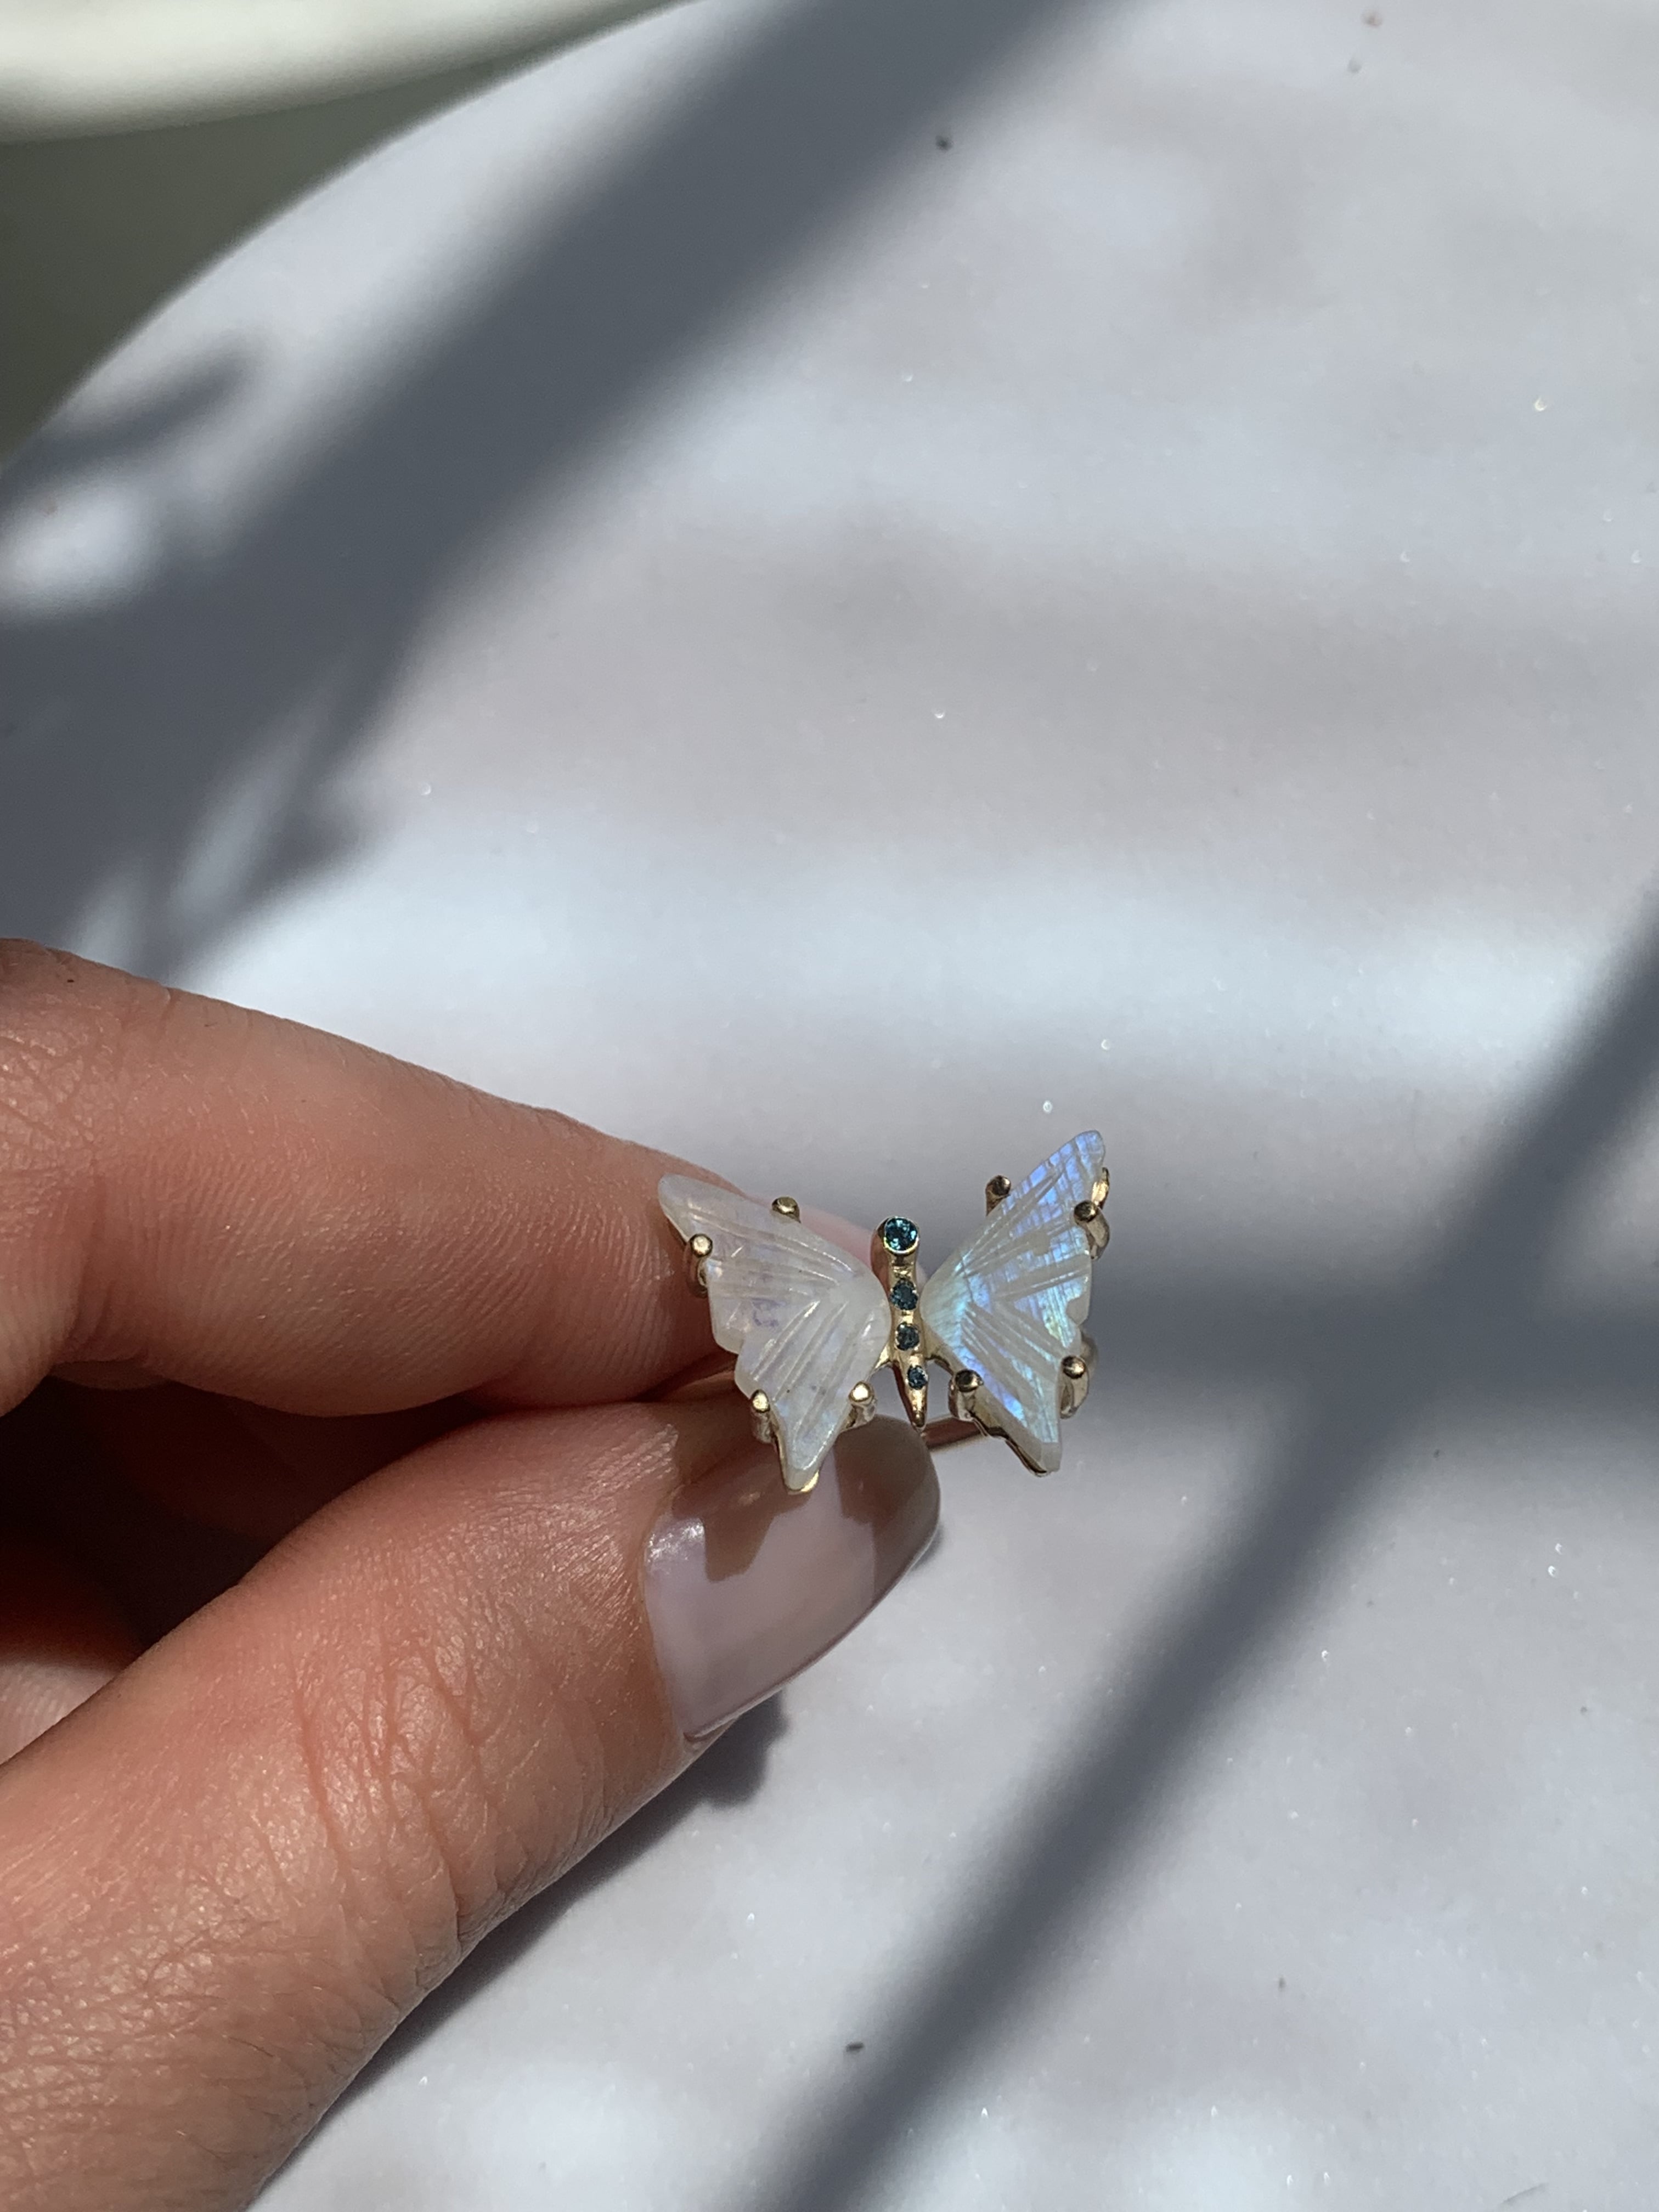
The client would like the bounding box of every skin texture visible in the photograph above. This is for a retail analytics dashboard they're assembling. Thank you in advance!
[0,940,829,2209]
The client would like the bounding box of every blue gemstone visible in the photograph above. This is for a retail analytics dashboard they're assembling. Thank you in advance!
[905,1364,928,1391]
[890,1279,918,1312]
[879,1215,919,1254]
[895,1322,920,1352]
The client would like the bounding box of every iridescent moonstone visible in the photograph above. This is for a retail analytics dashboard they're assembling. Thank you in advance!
[916,1132,1104,1472]
[658,1176,888,1487]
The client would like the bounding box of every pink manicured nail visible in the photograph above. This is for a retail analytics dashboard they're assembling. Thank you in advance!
[643,1417,939,1741]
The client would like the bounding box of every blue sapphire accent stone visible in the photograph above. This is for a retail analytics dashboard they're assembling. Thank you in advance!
[895,1322,921,1352]
[879,1215,919,1254]
[889,1279,918,1312]
[905,1364,928,1391]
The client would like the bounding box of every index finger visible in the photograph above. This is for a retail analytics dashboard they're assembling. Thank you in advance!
[0,942,720,1418]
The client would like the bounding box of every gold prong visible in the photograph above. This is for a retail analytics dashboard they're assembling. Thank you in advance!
[985,1175,1012,1213]
[1059,1351,1091,1418]
[771,1196,801,1220]
[685,1231,713,1295]
[848,1379,876,1427]
[949,1367,981,1421]
[894,1349,929,1429]
[749,1389,774,1444]
[782,1461,820,1496]
[1073,1198,1109,1256]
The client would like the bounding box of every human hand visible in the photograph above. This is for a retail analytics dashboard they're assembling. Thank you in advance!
[0,944,938,2210]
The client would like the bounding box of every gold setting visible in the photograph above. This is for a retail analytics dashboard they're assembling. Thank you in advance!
[1073,1192,1109,1257]
[948,1366,980,1420]
[749,1388,774,1445]
[871,1218,929,1431]
[942,1377,1049,1475]
[921,1158,1112,1475]
[662,1148,1111,1491]
[1058,1337,1096,1419]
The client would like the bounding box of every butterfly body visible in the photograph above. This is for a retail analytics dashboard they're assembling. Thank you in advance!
[659,1132,1109,1491]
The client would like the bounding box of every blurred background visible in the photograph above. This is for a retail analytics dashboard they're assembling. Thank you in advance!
[4,0,1659,2205]
[0,0,661,453]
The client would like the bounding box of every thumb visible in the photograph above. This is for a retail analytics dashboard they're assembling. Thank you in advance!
[0,1400,936,2212]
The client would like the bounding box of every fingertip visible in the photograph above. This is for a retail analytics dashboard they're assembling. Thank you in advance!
[0,1534,138,1762]
[643,1416,939,1741]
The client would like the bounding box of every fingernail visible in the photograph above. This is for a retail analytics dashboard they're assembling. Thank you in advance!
[643,1416,939,1740]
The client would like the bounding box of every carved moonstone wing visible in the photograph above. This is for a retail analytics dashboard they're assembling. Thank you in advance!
[917,1132,1106,1474]
[658,1177,890,1490]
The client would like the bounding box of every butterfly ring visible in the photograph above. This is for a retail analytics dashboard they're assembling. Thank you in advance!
[659,1133,1110,1492]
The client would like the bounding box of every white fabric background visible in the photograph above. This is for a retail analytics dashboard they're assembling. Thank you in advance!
[3,0,1657,2203]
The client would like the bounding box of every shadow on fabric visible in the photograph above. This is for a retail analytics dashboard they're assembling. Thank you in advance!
[0,0,1097,979]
